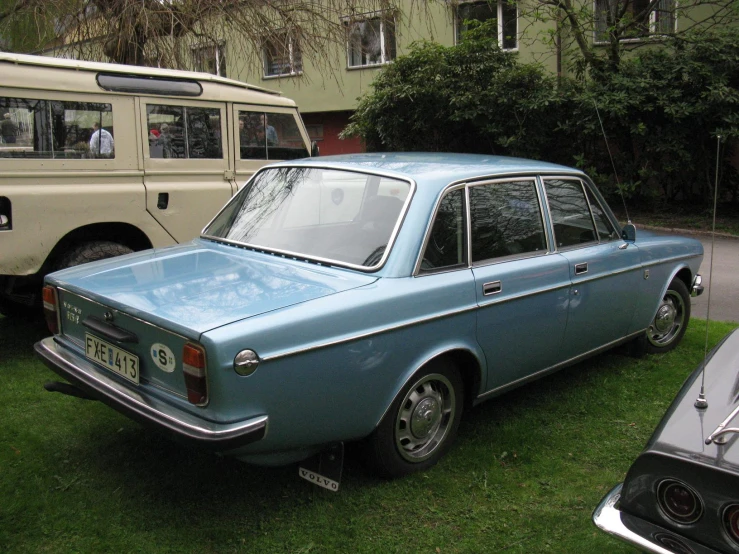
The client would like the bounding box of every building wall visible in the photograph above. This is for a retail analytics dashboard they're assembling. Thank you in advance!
[225,0,560,155]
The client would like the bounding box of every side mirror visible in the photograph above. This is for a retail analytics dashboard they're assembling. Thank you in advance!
[621,223,636,242]
[311,141,320,157]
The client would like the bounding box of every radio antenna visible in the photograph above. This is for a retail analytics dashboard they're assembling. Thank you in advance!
[593,100,631,225]
[695,134,723,410]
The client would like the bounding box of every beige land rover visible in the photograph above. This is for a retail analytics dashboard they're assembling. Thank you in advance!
[0,53,314,316]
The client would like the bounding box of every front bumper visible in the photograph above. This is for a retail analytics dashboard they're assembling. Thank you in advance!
[593,483,722,554]
[35,336,268,451]
[691,274,705,297]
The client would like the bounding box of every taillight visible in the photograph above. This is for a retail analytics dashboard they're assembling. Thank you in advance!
[183,342,208,406]
[724,505,739,545]
[657,479,703,524]
[42,285,59,334]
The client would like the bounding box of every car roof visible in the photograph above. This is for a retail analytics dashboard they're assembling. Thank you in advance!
[270,152,584,190]
[0,52,282,97]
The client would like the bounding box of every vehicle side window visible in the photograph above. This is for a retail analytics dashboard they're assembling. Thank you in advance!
[470,180,546,263]
[0,97,114,159]
[584,186,618,242]
[238,111,309,160]
[421,188,466,272]
[146,104,222,159]
[544,179,598,249]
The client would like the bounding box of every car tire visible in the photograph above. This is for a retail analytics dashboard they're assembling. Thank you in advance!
[56,241,133,270]
[364,358,464,478]
[0,294,35,318]
[635,277,691,355]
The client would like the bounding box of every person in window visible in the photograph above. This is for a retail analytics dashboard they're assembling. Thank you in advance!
[89,121,114,156]
[263,115,278,146]
[157,123,175,158]
[2,113,18,144]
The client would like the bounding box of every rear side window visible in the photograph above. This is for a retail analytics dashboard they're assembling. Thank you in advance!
[420,188,466,272]
[238,111,309,160]
[146,104,222,159]
[0,97,114,159]
[470,180,547,263]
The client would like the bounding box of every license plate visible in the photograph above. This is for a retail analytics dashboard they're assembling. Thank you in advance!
[85,333,139,384]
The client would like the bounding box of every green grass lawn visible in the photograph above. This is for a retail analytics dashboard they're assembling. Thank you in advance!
[1,315,736,553]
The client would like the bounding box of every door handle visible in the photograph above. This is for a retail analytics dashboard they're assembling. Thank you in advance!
[574,263,588,275]
[157,192,169,210]
[483,281,502,296]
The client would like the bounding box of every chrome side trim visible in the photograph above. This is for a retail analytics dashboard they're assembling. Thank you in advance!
[641,254,703,269]
[475,330,644,402]
[593,484,720,554]
[261,279,573,362]
[261,303,479,362]
[35,337,267,450]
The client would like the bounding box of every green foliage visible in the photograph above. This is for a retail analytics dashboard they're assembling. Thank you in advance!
[346,28,739,207]
[343,20,568,159]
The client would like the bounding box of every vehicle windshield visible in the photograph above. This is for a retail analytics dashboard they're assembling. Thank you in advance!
[203,167,412,269]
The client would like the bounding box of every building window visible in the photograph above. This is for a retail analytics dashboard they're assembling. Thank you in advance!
[456,1,518,50]
[192,43,226,77]
[594,0,676,43]
[263,32,302,77]
[305,124,324,142]
[344,14,397,68]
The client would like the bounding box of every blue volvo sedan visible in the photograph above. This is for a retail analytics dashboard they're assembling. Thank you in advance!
[36,153,704,479]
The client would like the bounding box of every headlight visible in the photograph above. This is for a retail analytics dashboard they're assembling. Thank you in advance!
[723,504,739,545]
[657,479,703,524]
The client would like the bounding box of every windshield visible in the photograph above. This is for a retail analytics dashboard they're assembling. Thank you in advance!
[204,167,412,269]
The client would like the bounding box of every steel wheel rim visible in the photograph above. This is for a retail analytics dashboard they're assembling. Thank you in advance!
[395,373,455,463]
[647,290,685,347]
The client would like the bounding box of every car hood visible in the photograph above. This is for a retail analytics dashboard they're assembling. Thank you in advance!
[643,327,739,469]
[48,239,378,336]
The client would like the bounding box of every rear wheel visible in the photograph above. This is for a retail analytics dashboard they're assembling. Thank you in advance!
[635,277,691,355]
[365,358,463,478]
[55,241,133,270]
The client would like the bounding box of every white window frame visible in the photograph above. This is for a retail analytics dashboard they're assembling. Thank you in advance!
[344,12,397,69]
[191,42,226,77]
[455,0,519,51]
[262,32,302,78]
[593,0,677,44]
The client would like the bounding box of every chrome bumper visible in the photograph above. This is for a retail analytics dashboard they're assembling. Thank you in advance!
[691,274,704,297]
[35,336,268,451]
[593,483,722,554]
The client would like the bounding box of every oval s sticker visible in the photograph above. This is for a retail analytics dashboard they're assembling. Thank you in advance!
[151,343,176,373]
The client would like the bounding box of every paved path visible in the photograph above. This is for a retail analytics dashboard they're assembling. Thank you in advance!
[648,230,739,323]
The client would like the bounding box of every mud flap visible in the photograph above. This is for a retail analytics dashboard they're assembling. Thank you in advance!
[298,442,344,492]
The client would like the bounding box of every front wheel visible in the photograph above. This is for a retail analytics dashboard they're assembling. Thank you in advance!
[640,277,691,354]
[364,359,463,478]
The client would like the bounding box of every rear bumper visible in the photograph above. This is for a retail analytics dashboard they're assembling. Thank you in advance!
[35,336,268,451]
[593,483,722,554]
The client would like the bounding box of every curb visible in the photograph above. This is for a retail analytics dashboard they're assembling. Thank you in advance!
[632,224,739,240]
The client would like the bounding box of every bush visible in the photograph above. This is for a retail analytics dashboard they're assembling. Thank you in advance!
[345,27,739,207]
[343,21,567,159]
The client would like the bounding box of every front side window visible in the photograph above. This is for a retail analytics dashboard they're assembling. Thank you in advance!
[192,42,227,77]
[456,0,518,50]
[238,111,309,161]
[204,167,411,269]
[544,179,599,249]
[420,188,467,272]
[594,0,676,42]
[470,180,546,263]
[0,97,113,159]
[146,104,222,159]
[263,32,302,77]
[345,14,397,68]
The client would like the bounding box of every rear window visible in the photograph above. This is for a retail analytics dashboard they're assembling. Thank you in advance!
[204,167,411,269]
